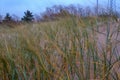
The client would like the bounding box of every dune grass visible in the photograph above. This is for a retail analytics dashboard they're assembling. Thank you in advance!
[0,17,120,80]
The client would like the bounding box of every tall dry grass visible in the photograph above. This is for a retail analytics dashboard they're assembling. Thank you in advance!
[0,17,120,80]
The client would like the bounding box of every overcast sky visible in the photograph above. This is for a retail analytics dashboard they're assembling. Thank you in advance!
[0,0,119,17]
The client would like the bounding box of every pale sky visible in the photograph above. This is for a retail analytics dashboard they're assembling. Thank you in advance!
[0,0,119,17]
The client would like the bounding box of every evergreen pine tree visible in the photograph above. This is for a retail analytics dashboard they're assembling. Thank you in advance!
[22,10,34,22]
[4,13,12,22]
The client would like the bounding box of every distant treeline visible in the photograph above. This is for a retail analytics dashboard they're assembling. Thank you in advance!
[0,4,119,24]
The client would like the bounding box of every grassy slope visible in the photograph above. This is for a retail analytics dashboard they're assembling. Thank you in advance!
[0,17,120,80]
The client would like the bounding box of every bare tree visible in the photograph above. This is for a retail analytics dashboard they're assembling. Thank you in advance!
[85,7,92,17]
[12,14,20,22]
[67,4,77,16]
[76,5,84,17]
[34,14,42,22]
[96,0,99,16]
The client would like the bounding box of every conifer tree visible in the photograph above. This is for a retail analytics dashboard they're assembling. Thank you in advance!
[4,13,12,22]
[22,10,34,22]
